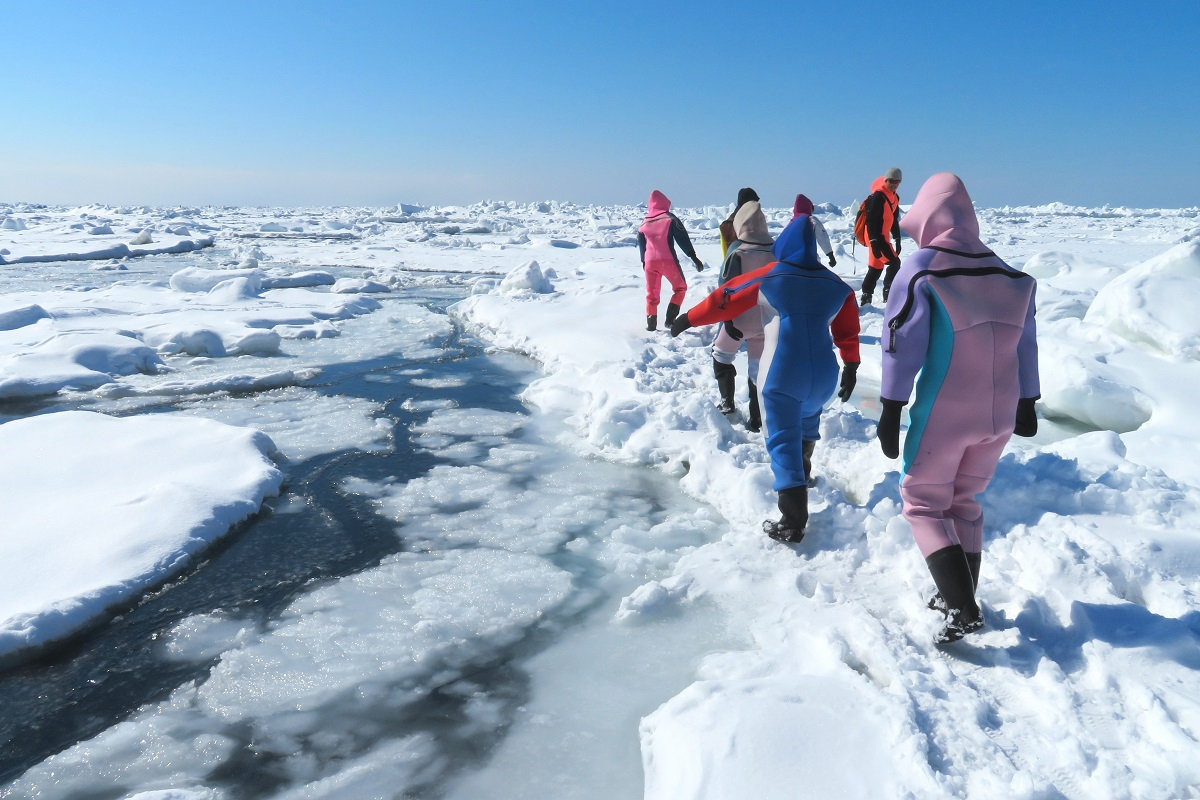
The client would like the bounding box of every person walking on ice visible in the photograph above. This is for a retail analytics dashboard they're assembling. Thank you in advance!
[859,168,904,306]
[710,200,775,431]
[671,213,860,543]
[792,193,837,268]
[637,190,704,331]
[877,172,1040,644]
[719,187,760,257]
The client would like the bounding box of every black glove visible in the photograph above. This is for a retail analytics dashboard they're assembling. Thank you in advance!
[692,256,705,272]
[894,238,902,256]
[878,398,906,458]
[669,311,692,337]
[827,252,837,268]
[871,237,899,263]
[1014,396,1038,437]
[724,320,743,340]
[837,362,859,402]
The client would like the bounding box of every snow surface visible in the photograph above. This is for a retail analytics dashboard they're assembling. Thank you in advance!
[2,198,1200,798]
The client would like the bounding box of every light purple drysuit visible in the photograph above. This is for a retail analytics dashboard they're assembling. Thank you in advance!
[881,173,1040,560]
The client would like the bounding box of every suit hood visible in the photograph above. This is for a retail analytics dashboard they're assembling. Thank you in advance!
[899,172,985,251]
[791,194,814,218]
[773,214,823,267]
[645,190,671,219]
[733,201,771,244]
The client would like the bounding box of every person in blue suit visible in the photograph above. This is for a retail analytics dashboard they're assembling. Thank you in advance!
[671,214,861,542]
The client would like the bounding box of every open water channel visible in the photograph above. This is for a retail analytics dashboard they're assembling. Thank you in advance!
[0,277,735,799]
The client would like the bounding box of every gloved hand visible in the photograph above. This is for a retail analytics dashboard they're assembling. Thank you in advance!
[827,252,837,268]
[1014,396,1038,437]
[837,362,859,402]
[669,311,692,337]
[877,398,906,458]
[870,238,886,260]
[894,238,902,256]
[724,320,743,340]
[692,256,705,272]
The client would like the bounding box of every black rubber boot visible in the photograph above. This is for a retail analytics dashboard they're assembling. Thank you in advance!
[802,440,817,486]
[746,380,762,432]
[966,551,981,590]
[926,545,983,644]
[713,359,736,414]
[664,302,681,328]
[764,486,807,543]
[646,314,657,332]
[929,550,982,613]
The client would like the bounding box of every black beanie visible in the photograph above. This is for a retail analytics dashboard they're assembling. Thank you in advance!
[736,187,760,206]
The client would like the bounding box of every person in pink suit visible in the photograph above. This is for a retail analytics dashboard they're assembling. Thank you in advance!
[637,190,704,331]
[878,172,1040,644]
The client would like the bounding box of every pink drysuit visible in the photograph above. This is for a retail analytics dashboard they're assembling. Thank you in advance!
[637,190,699,315]
[880,173,1039,558]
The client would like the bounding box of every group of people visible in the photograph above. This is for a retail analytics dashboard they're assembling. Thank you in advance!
[636,172,1041,645]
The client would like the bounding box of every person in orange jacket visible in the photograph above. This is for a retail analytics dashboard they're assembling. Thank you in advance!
[859,167,903,306]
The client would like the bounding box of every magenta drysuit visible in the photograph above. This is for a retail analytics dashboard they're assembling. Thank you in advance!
[881,173,1040,559]
[637,190,699,316]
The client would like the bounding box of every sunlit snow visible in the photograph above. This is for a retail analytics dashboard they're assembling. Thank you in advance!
[2,198,1199,798]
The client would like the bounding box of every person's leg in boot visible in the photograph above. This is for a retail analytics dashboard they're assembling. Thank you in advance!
[882,261,902,303]
[746,380,762,432]
[929,444,1003,609]
[929,512,984,612]
[860,267,881,305]
[761,394,807,542]
[802,439,818,487]
[925,544,983,643]
[710,328,741,415]
[664,302,681,328]
[744,337,764,433]
[644,262,663,331]
[713,359,736,414]
[664,263,688,326]
[765,485,807,543]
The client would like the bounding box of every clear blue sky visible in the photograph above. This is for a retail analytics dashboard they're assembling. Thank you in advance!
[4,0,1196,209]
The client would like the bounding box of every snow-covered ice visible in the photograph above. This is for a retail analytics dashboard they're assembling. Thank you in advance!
[2,197,1200,798]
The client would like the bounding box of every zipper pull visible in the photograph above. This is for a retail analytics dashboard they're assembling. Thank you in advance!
[886,319,898,353]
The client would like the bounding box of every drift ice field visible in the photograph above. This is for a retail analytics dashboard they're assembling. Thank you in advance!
[2,199,1199,799]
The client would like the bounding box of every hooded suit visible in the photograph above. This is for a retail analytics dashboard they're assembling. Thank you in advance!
[713,201,774,376]
[881,172,1039,558]
[686,214,860,490]
[637,190,699,317]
